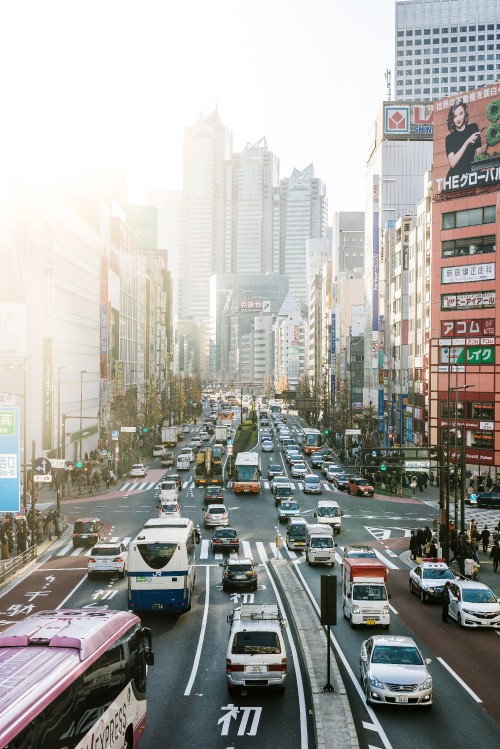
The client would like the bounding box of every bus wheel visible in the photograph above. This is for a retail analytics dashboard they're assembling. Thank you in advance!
[125,727,133,749]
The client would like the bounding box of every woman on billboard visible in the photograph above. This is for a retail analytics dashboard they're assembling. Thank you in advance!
[446,98,487,179]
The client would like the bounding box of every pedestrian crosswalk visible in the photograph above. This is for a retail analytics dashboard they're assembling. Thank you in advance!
[117,478,337,493]
[54,536,133,558]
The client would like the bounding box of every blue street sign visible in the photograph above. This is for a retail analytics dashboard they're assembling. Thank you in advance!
[0,406,21,512]
[227,439,233,446]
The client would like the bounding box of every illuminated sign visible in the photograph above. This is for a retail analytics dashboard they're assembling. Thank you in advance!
[441,262,495,284]
[440,319,495,337]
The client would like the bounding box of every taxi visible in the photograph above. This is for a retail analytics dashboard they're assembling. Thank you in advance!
[409,558,456,603]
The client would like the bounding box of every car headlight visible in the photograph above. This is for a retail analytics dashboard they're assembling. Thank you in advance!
[368,674,385,689]
[382,605,390,614]
[419,676,432,691]
[352,605,360,614]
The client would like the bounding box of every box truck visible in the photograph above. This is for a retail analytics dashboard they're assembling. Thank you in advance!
[305,524,335,566]
[161,426,178,448]
[342,557,390,628]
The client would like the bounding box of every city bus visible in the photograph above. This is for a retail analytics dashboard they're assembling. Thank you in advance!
[0,608,154,749]
[128,518,198,612]
[270,402,282,416]
[301,428,323,454]
[233,452,261,493]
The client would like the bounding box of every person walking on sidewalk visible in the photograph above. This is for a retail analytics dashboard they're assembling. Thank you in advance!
[441,582,451,623]
[480,525,491,554]
[490,541,500,572]
[409,530,419,561]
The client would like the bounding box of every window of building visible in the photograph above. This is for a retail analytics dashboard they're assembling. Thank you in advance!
[470,402,494,420]
[441,234,496,258]
[442,205,495,230]
[440,400,464,419]
[471,430,493,449]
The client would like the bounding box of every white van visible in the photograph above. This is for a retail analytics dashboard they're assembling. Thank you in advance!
[226,603,287,692]
[314,499,343,534]
[152,444,165,457]
[176,454,190,471]
[158,479,179,502]
[181,446,195,462]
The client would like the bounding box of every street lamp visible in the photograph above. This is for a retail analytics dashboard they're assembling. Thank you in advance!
[79,370,87,460]
[450,384,475,534]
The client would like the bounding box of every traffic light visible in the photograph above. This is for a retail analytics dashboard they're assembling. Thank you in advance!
[380,461,387,472]
[324,427,329,435]
[143,427,148,433]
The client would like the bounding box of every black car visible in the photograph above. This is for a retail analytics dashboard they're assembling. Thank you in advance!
[204,486,224,504]
[476,492,500,508]
[220,557,258,590]
[267,464,284,480]
[310,454,325,468]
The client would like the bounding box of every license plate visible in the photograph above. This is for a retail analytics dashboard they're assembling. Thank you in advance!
[317,557,329,561]
[244,489,249,493]
[246,665,265,673]
[395,695,408,703]
[152,603,164,610]
[365,619,377,625]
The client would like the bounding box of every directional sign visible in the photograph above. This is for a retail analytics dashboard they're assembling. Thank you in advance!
[34,457,52,475]
[111,430,119,441]
[345,428,361,436]
[34,474,52,483]
[120,426,137,433]
[405,460,431,471]
[49,458,65,469]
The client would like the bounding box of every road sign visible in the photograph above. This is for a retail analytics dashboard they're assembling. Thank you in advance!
[33,457,51,475]
[111,430,119,441]
[101,449,108,456]
[405,460,431,471]
[121,426,137,433]
[345,429,361,436]
[49,458,65,469]
[34,474,52,483]
[227,439,233,446]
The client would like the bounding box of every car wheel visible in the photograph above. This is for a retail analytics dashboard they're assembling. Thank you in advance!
[420,588,427,603]
[347,488,351,494]
[365,682,372,704]
[120,568,126,579]
[87,571,93,578]
[409,578,414,594]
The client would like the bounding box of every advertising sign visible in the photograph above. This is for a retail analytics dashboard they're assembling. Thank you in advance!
[441,291,495,310]
[441,262,495,284]
[0,406,20,512]
[433,84,500,198]
[383,103,433,138]
[440,318,495,337]
[238,300,271,312]
[42,337,53,451]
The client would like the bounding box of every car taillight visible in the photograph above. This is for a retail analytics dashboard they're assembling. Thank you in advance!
[269,660,287,672]
[88,557,95,563]
[230,539,238,544]
[113,557,124,563]
[226,659,244,673]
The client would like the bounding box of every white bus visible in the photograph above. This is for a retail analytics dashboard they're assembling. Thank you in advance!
[233,452,261,494]
[128,518,198,613]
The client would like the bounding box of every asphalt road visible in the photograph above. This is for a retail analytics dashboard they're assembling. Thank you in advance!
[0,410,498,749]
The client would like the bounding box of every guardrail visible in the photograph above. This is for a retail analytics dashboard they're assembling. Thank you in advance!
[0,546,38,585]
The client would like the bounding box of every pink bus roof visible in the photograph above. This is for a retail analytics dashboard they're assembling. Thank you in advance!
[0,609,140,746]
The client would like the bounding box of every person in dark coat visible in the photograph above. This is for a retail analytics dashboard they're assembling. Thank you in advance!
[409,530,419,561]
[489,541,500,572]
[480,526,491,554]
[441,582,451,622]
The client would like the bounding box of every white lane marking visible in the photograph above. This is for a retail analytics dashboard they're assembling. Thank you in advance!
[122,537,132,548]
[109,536,119,543]
[374,549,399,570]
[184,565,210,696]
[57,542,75,557]
[436,657,482,702]
[264,562,308,749]
[242,541,253,560]
[256,542,268,562]
[214,552,223,561]
[270,542,278,558]
[287,548,298,559]
[200,540,209,560]
[121,483,132,491]
[383,548,398,558]
[292,561,395,749]
[323,483,333,492]
[70,546,85,557]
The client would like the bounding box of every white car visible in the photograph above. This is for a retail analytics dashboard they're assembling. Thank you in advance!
[130,463,148,478]
[199,431,210,441]
[152,445,165,457]
[409,560,456,603]
[360,635,432,707]
[88,542,128,578]
[158,501,181,518]
[204,503,229,528]
[261,440,274,452]
[303,474,323,494]
[447,579,500,628]
[291,462,308,479]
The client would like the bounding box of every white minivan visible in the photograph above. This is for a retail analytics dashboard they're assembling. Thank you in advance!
[176,454,191,471]
[314,499,343,534]
[181,446,195,462]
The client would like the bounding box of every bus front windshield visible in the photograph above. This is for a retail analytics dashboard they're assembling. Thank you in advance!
[235,465,259,481]
[305,434,321,447]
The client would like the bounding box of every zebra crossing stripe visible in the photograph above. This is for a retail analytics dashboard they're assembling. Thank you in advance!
[256,542,268,563]
[242,540,253,560]
[200,540,209,560]
[57,542,74,557]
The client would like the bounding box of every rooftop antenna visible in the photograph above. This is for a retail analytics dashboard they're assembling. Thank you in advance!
[385,69,391,101]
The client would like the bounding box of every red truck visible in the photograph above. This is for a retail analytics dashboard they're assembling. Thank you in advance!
[342,557,390,628]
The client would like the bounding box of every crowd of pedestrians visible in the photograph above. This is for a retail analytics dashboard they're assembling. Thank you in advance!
[0,509,65,560]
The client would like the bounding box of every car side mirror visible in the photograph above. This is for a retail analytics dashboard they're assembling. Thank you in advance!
[425,658,432,666]
[360,652,367,662]
[388,594,391,599]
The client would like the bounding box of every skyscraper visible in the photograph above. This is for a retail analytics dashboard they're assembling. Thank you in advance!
[230,137,280,274]
[180,111,232,321]
[280,164,328,309]
[395,0,500,101]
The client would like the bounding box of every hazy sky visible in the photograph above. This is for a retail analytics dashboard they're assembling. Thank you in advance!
[1,0,395,216]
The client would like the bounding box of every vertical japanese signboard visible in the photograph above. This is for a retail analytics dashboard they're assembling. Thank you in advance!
[0,406,20,512]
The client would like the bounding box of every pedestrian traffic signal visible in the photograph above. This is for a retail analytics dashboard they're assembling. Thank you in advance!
[324,428,329,435]
[75,461,83,469]
[143,427,148,433]
[380,461,387,471]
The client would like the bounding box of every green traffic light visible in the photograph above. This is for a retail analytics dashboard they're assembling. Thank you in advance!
[143,427,148,433]
[380,463,387,471]
[324,429,329,435]
[75,461,83,468]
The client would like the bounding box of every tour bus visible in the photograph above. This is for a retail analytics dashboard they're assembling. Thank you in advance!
[128,518,198,612]
[0,608,154,749]
[301,428,323,454]
[233,452,261,493]
[270,402,282,416]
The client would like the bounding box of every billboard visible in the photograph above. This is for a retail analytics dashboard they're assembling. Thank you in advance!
[433,83,500,198]
[383,103,433,138]
[0,407,21,513]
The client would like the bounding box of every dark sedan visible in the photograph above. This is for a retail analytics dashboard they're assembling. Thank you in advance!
[211,527,240,553]
[476,492,500,508]
[204,486,224,503]
[220,557,257,590]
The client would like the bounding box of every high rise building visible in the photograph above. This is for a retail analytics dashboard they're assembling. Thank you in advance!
[395,0,500,101]
[180,111,232,322]
[230,137,280,274]
[331,211,364,278]
[280,164,328,309]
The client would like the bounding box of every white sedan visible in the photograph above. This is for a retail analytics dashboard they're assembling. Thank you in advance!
[88,542,128,578]
[130,463,148,478]
[261,440,274,452]
[291,462,308,479]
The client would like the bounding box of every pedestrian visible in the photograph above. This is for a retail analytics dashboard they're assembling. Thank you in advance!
[410,476,417,495]
[480,525,491,554]
[415,528,425,558]
[441,581,451,623]
[56,514,63,539]
[47,518,55,541]
[409,530,419,561]
[428,541,438,559]
[489,541,500,572]
[429,470,435,487]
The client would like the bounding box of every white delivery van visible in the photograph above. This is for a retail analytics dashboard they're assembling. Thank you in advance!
[176,454,191,471]
[226,603,287,693]
[342,557,390,628]
[158,479,179,502]
[181,446,195,462]
[314,499,343,534]
[305,524,335,566]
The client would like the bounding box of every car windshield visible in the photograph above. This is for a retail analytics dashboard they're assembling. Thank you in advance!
[306,477,320,484]
[276,487,292,496]
[269,465,282,472]
[355,480,370,486]
[336,474,349,481]
[131,465,143,470]
[422,568,455,579]
[317,507,340,517]
[74,522,97,533]
[91,547,120,556]
[372,646,423,666]
[160,505,178,513]
[311,538,334,548]
[161,482,176,491]
[215,529,236,538]
[462,587,497,603]
[137,542,177,569]
[231,632,281,654]
[281,502,299,511]
[353,584,387,601]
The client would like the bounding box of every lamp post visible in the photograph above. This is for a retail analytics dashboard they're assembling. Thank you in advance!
[450,384,475,534]
[79,370,87,460]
